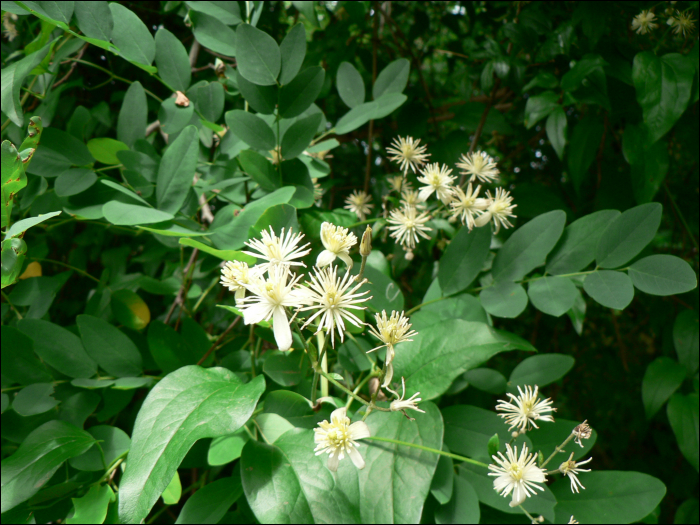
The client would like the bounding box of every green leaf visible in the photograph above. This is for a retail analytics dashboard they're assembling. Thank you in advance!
[77,315,143,377]
[66,484,115,525]
[632,52,695,144]
[178,238,255,264]
[551,471,666,524]
[545,106,567,159]
[1,326,52,385]
[430,446,454,506]
[36,127,95,166]
[118,367,265,524]
[281,113,322,159]
[101,179,149,206]
[2,141,26,228]
[523,71,558,91]
[156,126,199,214]
[190,10,236,57]
[528,418,597,461]
[12,383,59,416]
[492,210,566,282]
[464,368,507,394]
[642,357,686,419]
[412,294,488,331]
[393,319,535,400]
[117,82,147,148]
[435,474,480,525]
[546,209,620,275]
[508,354,575,391]
[175,476,242,524]
[527,276,577,317]
[236,24,281,86]
[624,126,670,204]
[17,319,97,379]
[155,28,191,92]
[5,210,61,238]
[281,158,315,208]
[279,67,325,118]
[87,138,129,165]
[111,289,150,331]
[190,81,224,123]
[292,1,319,27]
[68,425,131,472]
[109,3,155,66]
[103,202,173,226]
[1,420,96,513]
[363,265,404,314]
[480,281,528,318]
[1,238,26,288]
[279,23,306,86]
[225,110,276,151]
[372,58,410,99]
[236,71,277,114]
[562,54,607,92]
[237,149,279,191]
[208,429,248,466]
[74,1,113,41]
[335,93,407,134]
[524,90,558,129]
[583,270,635,310]
[567,115,603,192]
[161,472,182,505]
[438,226,491,296]
[184,1,241,25]
[487,434,500,457]
[263,351,308,386]
[158,97,195,134]
[55,168,97,197]
[596,203,662,269]
[628,255,697,296]
[251,203,299,238]
[667,393,699,472]
[256,413,295,444]
[674,310,699,375]
[0,41,52,126]
[337,61,365,108]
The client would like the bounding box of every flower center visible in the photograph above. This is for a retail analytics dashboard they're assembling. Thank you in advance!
[327,428,349,449]
[508,463,524,481]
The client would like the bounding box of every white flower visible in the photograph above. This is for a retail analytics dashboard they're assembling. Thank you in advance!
[667,10,695,36]
[631,10,658,34]
[368,310,418,388]
[559,453,592,493]
[400,188,425,210]
[568,516,579,524]
[317,222,357,269]
[474,188,517,234]
[416,163,456,204]
[488,443,547,507]
[449,183,489,230]
[297,265,371,347]
[242,227,311,274]
[220,261,262,302]
[344,190,374,221]
[572,420,592,448]
[387,206,432,251]
[386,136,430,174]
[236,265,303,351]
[456,151,500,183]
[389,377,425,415]
[314,406,371,471]
[496,385,556,432]
[388,175,409,193]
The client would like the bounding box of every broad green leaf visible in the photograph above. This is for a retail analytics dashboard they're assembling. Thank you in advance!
[190,11,236,57]
[69,425,131,472]
[190,82,225,123]
[236,71,277,114]
[1,420,96,513]
[567,115,603,192]
[262,351,308,386]
[527,276,577,317]
[281,113,322,159]
[17,319,97,378]
[527,418,597,460]
[225,110,276,151]
[118,367,265,524]
[184,1,242,25]
[103,202,173,225]
[117,82,147,148]
[5,210,61,239]
[562,54,607,92]
[74,1,113,41]
[101,179,149,205]
[435,474,480,525]
[178,238,255,263]
[551,471,666,524]
[596,203,662,269]
[667,393,699,472]
[628,255,697,296]
[508,354,575,391]
[236,24,281,86]
[546,209,620,275]
[480,281,528,318]
[155,28,191,92]
[0,40,52,126]
[363,265,404,314]
[279,67,325,118]
[545,106,567,159]
[1,326,52,385]
[492,210,566,282]
[632,52,695,144]
[158,97,195,134]
[642,357,686,419]
[207,429,248,466]
[112,377,153,390]
[87,138,128,165]
[138,222,211,237]
[1,238,27,288]
[524,90,558,129]
[147,320,186,373]
[111,289,150,331]
[66,484,114,525]
[237,149,280,191]
[393,319,535,400]
[24,1,74,24]
[279,23,307,86]
[438,225,491,296]
[411,294,488,331]
[77,315,143,377]
[156,126,199,214]
[292,1,319,27]
[12,383,59,416]
[54,168,97,197]
[523,71,558,91]
[674,310,699,375]
[161,472,182,505]
[337,61,365,108]
[36,127,94,166]
[109,3,155,66]
[582,270,635,310]
[372,58,410,99]
[624,126,669,204]
[256,413,295,444]
[175,476,243,524]
[335,93,407,134]
[251,203,299,238]
[281,158,315,208]
[8,272,70,319]
[2,141,26,228]
[464,368,507,394]
[430,446,454,506]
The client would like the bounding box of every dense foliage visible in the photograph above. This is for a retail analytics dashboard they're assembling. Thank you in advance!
[1,1,698,524]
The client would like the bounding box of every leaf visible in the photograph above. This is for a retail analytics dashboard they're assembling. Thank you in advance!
[551,471,666,524]
[155,28,191,92]
[184,1,241,25]
[335,93,407,134]
[101,179,149,206]
[256,413,295,444]
[2,141,26,228]
[117,82,147,148]
[480,281,528,318]
[156,126,199,214]
[0,41,52,126]
[642,357,686,419]
[674,310,699,375]
[412,294,488,331]
[438,226,491,296]
[596,203,662,269]
[546,209,621,275]
[68,425,131,472]
[363,265,404,314]
[281,158,315,208]
[118,367,265,524]
[55,168,97,197]
[281,113,322,159]
[508,354,575,392]
[158,97,195,134]
[464,368,507,394]
[236,71,277,114]
[190,81,225,123]
[262,351,308,386]
[66,484,115,525]
[583,270,635,310]
[492,210,566,282]
[337,61,365,108]
[1,326,52,385]
[632,52,695,144]
[251,203,299,238]
[74,1,113,41]
[17,319,97,379]
[372,58,410,99]
[561,54,608,92]
[87,138,129,165]
[279,67,325,118]
[207,429,248,466]
[103,202,173,226]
[225,110,276,151]
[1,420,96,513]
[567,115,603,192]
[237,150,279,191]
[529,418,597,461]
[5,210,61,239]
[190,11,236,57]
[175,476,243,524]
[292,1,319,27]
[393,319,535,400]
[430,446,454,506]
[667,393,699,472]
[625,127,669,204]
[77,315,143,377]
[236,24,281,86]
[161,472,182,505]
[527,276,577,317]
[178,238,255,264]
[109,3,155,66]
[545,106,567,159]
[628,255,697,296]
[12,383,59,416]
[279,23,307,86]
[111,289,150,331]
[524,90,559,129]
[35,127,95,166]
[434,474,480,525]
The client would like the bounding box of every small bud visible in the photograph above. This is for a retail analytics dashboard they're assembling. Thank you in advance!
[175,91,190,107]
[214,58,226,78]
[572,420,592,447]
[360,225,372,256]
[405,250,414,261]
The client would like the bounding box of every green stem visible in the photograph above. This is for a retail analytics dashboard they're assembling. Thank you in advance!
[365,436,489,468]
[319,370,390,411]
[541,432,575,468]
[29,258,101,283]
[309,128,336,146]
[664,182,700,251]
[406,297,443,316]
[1,291,23,319]
[63,59,163,102]
[346,371,376,410]
[518,504,538,523]
[347,217,383,228]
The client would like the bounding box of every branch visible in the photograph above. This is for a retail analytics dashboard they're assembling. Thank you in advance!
[164,248,199,324]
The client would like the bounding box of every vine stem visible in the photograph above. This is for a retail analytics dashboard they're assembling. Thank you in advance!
[664,182,699,252]
[365,436,489,468]
[541,432,576,469]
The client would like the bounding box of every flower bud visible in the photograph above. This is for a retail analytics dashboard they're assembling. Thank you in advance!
[360,225,372,256]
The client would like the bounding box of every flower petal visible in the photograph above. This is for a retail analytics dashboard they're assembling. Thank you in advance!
[329,406,347,424]
[316,250,336,267]
[242,302,270,325]
[348,446,365,469]
[382,363,394,388]
[348,421,370,440]
[272,306,292,351]
[327,452,340,472]
[338,252,354,269]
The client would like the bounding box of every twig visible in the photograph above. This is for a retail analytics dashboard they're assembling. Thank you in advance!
[363,2,380,194]
[1,291,23,319]
[53,43,88,89]
[164,248,199,324]
[197,317,240,366]
[664,182,699,252]
[189,39,201,67]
